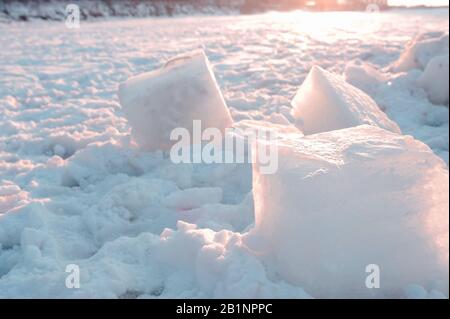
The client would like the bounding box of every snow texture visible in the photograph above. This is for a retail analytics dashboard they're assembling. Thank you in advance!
[291,66,401,135]
[344,60,387,95]
[418,54,449,105]
[392,31,449,72]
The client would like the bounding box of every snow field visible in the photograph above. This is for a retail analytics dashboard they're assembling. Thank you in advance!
[117,41,449,298]
[0,9,449,298]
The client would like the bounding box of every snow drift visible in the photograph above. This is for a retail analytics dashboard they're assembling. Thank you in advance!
[119,50,233,151]
[344,60,387,95]
[418,54,449,105]
[393,32,449,72]
[291,66,400,135]
[390,31,449,106]
[251,125,449,298]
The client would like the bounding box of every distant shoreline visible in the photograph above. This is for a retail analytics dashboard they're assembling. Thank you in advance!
[390,5,449,9]
[0,1,448,22]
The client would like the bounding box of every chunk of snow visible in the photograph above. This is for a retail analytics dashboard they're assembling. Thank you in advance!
[0,181,29,214]
[252,125,449,298]
[393,32,449,72]
[418,54,449,105]
[119,50,233,151]
[291,66,400,135]
[163,187,223,210]
[344,60,387,94]
[82,177,178,244]
[154,221,310,298]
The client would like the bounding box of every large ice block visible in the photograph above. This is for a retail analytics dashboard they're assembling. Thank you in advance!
[119,50,233,151]
[290,66,400,135]
[252,125,449,298]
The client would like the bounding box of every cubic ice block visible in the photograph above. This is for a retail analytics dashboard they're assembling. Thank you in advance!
[119,50,233,151]
[252,125,449,298]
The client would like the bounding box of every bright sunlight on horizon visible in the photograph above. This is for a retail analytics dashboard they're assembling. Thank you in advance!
[390,0,449,6]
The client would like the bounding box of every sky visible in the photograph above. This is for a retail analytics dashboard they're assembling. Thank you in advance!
[389,0,449,6]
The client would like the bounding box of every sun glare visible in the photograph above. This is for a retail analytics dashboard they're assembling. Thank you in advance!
[269,10,384,37]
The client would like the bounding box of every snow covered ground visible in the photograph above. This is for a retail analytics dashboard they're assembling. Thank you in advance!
[0,8,448,298]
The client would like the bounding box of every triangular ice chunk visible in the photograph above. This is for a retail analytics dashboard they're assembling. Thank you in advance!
[291,66,400,135]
